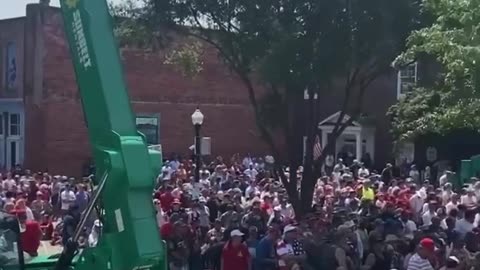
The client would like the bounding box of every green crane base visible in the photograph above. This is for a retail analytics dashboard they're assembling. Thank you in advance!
[49,0,167,270]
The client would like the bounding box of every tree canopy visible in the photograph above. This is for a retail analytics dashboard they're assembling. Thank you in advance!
[389,0,480,141]
[112,0,421,216]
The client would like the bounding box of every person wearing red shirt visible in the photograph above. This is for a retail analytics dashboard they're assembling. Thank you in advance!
[14,209,42,257]
[398,188,411,202]
[221,229,250,270]
[160,220,174,239]
[261,195,273,216]
[159,186,175,212]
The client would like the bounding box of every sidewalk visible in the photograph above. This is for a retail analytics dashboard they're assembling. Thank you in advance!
[37,241,62,256]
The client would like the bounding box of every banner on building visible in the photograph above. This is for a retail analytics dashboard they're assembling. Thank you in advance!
[6,42,17,89]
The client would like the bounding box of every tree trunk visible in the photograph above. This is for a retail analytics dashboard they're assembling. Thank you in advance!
[299,88,316,217]
[280,87,304,217]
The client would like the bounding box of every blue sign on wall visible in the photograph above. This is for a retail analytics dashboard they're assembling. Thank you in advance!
[5,42,17,89]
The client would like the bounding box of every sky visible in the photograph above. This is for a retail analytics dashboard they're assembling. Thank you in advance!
[1,0,123,20]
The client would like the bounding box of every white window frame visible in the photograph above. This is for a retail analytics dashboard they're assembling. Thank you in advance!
[397,62,418,99]
[8,113,21,138]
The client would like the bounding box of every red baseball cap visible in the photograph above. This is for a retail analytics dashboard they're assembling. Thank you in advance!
[420,237,435,252]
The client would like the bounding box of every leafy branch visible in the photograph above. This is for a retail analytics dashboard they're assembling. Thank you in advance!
[389,0,480,141]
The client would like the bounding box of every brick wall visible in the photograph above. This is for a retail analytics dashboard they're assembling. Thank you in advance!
[24,6,271,175]
[21,5,399,175]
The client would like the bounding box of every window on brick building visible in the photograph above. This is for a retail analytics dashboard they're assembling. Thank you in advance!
[4,42,17,90]
[9,113,20,136]
[135,116,159,145]
[397,62,417,99]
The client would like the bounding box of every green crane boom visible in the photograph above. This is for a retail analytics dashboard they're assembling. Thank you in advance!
[52,0,165,270]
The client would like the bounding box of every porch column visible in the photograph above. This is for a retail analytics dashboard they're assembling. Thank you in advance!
[355,132,362,160]
[321,129,327,149]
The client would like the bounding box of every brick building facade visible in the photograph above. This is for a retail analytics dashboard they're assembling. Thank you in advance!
[0,3,409,176]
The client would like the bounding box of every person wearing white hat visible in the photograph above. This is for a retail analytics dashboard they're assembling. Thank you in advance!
[221,229,250,270]
[440,256,459,270]
[230,229,244,238]
[88,219,102,247]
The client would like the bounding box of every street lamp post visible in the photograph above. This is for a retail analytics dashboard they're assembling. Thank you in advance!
[191,108,204,182]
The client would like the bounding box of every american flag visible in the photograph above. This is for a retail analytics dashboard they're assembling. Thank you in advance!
[313,135,322,160]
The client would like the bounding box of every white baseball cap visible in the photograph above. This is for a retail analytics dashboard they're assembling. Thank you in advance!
[283,225,297,234]
[448,256,460,264]
[230,229,244,237]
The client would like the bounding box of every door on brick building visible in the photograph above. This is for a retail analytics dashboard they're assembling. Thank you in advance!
[1,111,23,171]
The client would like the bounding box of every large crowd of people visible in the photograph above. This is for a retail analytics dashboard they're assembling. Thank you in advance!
[2,155,480,270]
[0,168,93,258]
